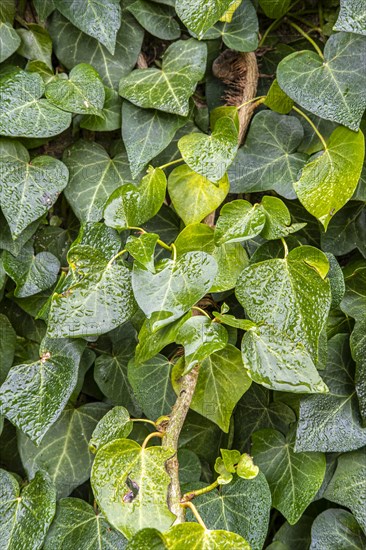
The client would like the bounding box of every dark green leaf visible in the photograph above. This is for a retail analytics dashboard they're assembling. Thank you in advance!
[252,428,326,524]
[0,21,20,63]
[81,87,122,131]
[16,23,53,68]
[127,0,180,40]
[0,314,16,385]
[310,509,366,549]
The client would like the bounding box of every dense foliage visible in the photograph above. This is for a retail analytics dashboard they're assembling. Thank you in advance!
[0,0,365,548]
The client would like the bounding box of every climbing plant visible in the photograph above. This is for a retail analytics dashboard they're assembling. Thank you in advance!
[0,0,365,548]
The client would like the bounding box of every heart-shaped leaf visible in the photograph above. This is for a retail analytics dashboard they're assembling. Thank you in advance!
[128,354,176,419]
[176,316,228,373]
[277,32,366,130]
[168,165,229,225]
[89,406,133,452]
[252,428,326,525]
[54,0,121,54]
[122,101,187,178]
[0,69,72,138]
[125,233,159,272]
[43,498,127,550]
[241,324,328,394]
[132,251,217,330]
[236,246,331,362]
[47,223,136,338]
[295,334,366,452]
[103,167,167,230]
[178,117,238,182]
[0,141,68,237]
[294,126,365,229]
[127,0,181,40]
[3,243,60,298]
[18,402,110,498]
[175,222,248,292]
[172,345,252,432]
[45,63,105,114]
[0,338,85,444]
[0,470,56,550]
[175,0,234,38]
[215,200,266,245]
[16,23,53,68]
[214,0,258,52]
[62,140,131,223]
[259,196,306,239]
[228,111,307,198]
[49,11,144,89]
[119,39,207,116]
[91,438,175,538]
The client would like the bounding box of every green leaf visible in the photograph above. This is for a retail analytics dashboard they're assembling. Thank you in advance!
[44,497,127,550]
[18,402,109,498]
[132,251,217,330]
[214,0,258,52]
[127,528,166,549]
[164,522,250,549]
[3,244,60,298]
[16,23,53,68]
[241,324,328,393]
[48,11,144,89]
[122,102,187,178]
[259,0,291,18]
[125,233,159,272]
[81,87,122,131]
[310,509,366,550]
[94,325,140,415]
[175,223,248,292]
[264,78,294,114]
[334,0,366,36]
[259,196,306,240]
[89,406,132,453]
[0,314,16,385]
[0,0,16,23]
[128,354,176,419]
[172,345,252,432]
[351,318,366,425]
[212,312,256,332]
[277,32,366,131]
[0,21,21,63]
[0,144,68,238]
[0,337,84,444]
[252,428,326,525]
[273,515,313,550]
[179,410,224,463]
[0,69,72,138]
[324,449,366,534]
[294,126,364,229]
[33,0,55,20]
[63,140,131,222]
[45,63,105,115]
[215,200,265,245]
[135,312,191,364]
[54,0,121,54]
[0,469,56,550]
[296,334,366,452]
[236,246,331,362]
[178,448,202,484]
[119,39,207,116]
[168,165,229,225]
[228,111,307,198]
[178,117,238,182]
[175,0,234,38]
[104,167,167,230]
[187,474,271,550]
[127,0,180,40]
[321,202,366,258]
[176,316,228,372]
[341,260,366,321]
[234,383,296,452]
[91,439,175,538]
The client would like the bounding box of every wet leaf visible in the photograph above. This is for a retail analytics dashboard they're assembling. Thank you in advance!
[89,406,133,453]
[164,522,250,549]
[277,32,366,130]
[252,428,326,524]
[0,21,20,63]
[175,0,234,38]
[127,0,180,40]
[91,439,175,538]
[310,509,366,550]
[334,0,366,36]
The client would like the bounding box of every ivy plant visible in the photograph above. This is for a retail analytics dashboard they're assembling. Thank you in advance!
[0,0,365,548]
